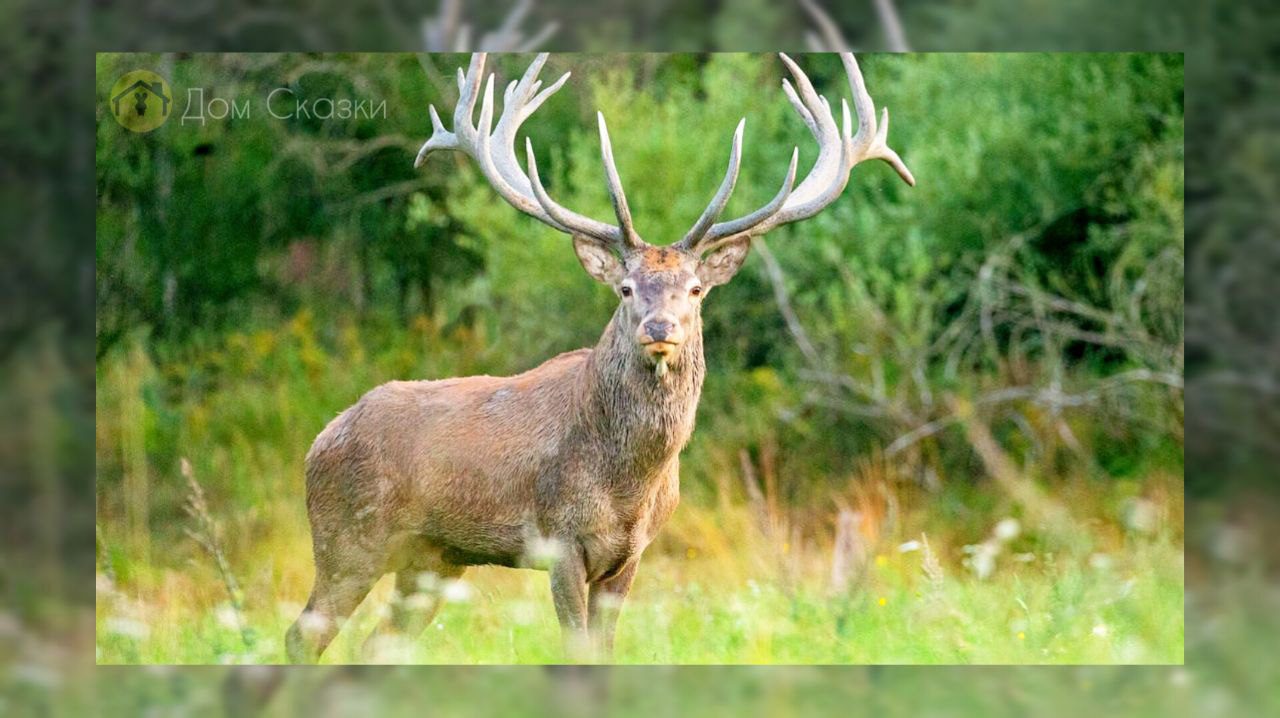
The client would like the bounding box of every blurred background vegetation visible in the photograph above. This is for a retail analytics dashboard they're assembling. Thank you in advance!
[6,0,1280,711]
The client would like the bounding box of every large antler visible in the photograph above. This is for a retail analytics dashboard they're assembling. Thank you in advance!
[414,53,643,252]
[675,52,915,255]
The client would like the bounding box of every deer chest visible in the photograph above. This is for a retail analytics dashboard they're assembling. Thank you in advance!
[580,467,680,582]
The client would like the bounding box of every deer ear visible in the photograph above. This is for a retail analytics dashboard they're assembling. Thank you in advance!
[572,235,625,285]
[696,235,752,288]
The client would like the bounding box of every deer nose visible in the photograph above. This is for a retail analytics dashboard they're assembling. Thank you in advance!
[643,320,676,343]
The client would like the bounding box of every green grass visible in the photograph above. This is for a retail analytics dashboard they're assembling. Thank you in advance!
[95,508,1183,665]
[94,320,1184,665]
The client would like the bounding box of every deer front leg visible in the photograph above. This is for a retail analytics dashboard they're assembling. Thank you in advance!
[549,541,591,661]
[589,559,638,659]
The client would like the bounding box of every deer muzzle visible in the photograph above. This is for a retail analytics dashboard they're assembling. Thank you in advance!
[638,318,684,359]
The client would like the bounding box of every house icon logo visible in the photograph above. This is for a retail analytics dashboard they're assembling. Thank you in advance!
[108,70,173,133]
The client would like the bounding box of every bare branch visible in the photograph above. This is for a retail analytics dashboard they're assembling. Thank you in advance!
[753,238,822,367]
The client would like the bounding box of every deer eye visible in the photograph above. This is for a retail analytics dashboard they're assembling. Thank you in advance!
[620,285,633,298]
[690,285,703,297]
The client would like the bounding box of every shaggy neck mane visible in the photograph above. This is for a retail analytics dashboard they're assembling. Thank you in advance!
[575,306,705,471]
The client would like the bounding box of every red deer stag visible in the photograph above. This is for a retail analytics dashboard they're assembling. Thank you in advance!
[286,51,914,663]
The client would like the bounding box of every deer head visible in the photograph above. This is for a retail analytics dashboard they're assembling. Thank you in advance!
[415,53,914,376]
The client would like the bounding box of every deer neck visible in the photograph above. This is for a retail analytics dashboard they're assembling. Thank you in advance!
[578,307,705,469]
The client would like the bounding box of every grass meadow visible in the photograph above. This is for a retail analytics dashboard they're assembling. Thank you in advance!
[95,314,1183,665]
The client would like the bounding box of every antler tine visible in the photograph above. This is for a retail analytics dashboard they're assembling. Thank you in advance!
[415,54,486,167]
[680,53,843,253]
[842,53,915,186]
[683,52,913,254]
[781,78,820,139]
[766,53,850,217]
[524,138,627,249]
[597,112,643,248]
[415,53,635,250]
[694,148,799,254]
[677,119,745,250]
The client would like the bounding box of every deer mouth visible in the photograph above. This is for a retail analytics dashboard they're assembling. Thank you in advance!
[641,341,679,359]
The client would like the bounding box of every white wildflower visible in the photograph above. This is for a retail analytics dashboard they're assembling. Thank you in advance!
[405,593,438,611]
[215,604,242,631]
[441,578,474,603]
[277,601,304,620]
[593,591,623,611]
[96,573,116,596]
[9,663,60,689]
[415,571,441,593]
[962,541,1000,580]
[296,610,330,636]
[0,611,21,640]
[1211,524,1251,565]
[1124,498,1159,534]
[365,634,415,663]
[105,617,150,640]
[507,600,539,626]
[525,536,564,568]
[993,518,1021,543]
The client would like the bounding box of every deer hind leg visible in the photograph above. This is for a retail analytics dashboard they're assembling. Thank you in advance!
[286,535,384,663]
[361,546,465,659]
